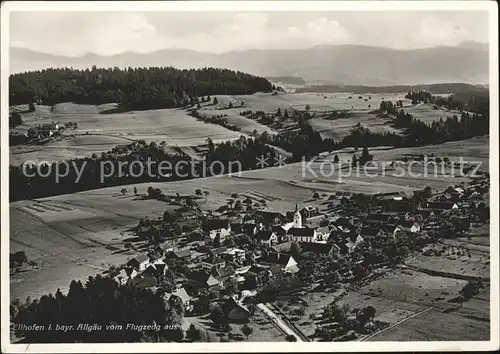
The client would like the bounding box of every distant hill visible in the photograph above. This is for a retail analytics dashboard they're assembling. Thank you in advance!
[295,83,490,95]
[266,76,306,86]
[10,43,489,85]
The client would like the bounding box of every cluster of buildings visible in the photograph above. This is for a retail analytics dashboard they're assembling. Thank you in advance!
[111,173,489,322]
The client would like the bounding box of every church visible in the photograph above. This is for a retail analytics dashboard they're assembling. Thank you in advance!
[286,203,318,243]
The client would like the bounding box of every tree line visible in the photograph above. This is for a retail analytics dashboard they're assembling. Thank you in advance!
[11,275,185,343]
[9,66,273,110]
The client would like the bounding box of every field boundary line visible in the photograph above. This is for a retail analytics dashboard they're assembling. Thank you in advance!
[359,305,435,342]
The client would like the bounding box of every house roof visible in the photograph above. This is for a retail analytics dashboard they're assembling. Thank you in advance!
[210,246,229,256]
[366,213,392,222]
[248,264,269,275]
[259,252,293,266]
[254,230,276,242]
[130,253,150,264]
[427,201,458,210]
[300,242,333,255]
[129,276,157,289]
[222,297,250,317]
[361,227,385,237]
[213,265,236,278]
[206,274,221,286]
[203,218,230,231]
[203,255,225,264]
[288,227,315,237]
[165,287,192,304]
[173,249,192,259]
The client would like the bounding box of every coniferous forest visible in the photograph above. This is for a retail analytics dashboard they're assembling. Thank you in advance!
[9,67,273,109]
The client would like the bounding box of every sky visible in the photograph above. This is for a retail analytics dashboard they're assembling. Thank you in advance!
[9,10,489,57]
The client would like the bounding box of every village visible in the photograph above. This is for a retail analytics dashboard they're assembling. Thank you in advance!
[103,162,490,342]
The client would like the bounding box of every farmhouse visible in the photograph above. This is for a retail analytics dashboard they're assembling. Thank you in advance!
[127,254,150,272]
[188,271,222,289]
[300,242,336,258]
[259,252,299,274]
[254,229,278,247]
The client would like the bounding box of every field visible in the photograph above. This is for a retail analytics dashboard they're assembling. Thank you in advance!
[9,102,245,165]
[275,222,490,341]
[9,132,489,303]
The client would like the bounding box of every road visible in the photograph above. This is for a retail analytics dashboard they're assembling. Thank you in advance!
[256,303,306,342]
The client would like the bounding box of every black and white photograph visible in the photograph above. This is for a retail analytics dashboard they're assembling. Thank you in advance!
[1,1,498,352]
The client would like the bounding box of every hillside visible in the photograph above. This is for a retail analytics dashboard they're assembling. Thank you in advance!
[9,67,273,109]
[10,43,488,85]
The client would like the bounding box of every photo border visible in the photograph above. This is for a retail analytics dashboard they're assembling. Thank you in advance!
[1,1,498,352]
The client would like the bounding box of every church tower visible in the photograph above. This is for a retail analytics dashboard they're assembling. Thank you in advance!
[293,202,302,228]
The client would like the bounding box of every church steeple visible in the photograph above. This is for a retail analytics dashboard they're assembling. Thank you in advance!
[293,202,302,228]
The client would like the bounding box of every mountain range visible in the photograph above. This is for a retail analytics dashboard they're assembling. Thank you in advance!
[9,42,488,86]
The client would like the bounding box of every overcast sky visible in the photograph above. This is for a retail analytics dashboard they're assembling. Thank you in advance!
[9,11,489,56]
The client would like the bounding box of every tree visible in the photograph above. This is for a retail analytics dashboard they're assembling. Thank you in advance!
[213,234,221,248]
[283,109,289,118]
[186,324,201,342]
[133,187,138,195]
[305,104,311,111]
[163,210,174,223]
[195,189,203,197]
[121,188,127,196]
[9,112,23,128]
[213,97,219,105]
[286,334,297,342]
[29,102,36,112]
[333,155,339,163]
[240,324,253,339]
[277,107,282,116]
[197,103,201,109]
[352,154,358,166]
[312,191,320,199]
[289,242,301,261]
[228,101,233,109]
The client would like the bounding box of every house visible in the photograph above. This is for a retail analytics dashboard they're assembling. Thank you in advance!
[188,270,222,289]
[128,276,157,289]
[427,202,459,211]
[241,221,265,236]
[365,213,394,224]
[127,254,150,272]
[345,234,364,252]
[222,297,251,323]
[300,242,336,258]
[168,249,192,261]
[142,259,168,277]
[209,246,229,258]
[259,252,299,274]
[164,287,192,307]
[212,265,236,282]
[287,227,317,243]
[113,269,131,285]
[201,255,226,271]
[360,227,387,239]
[254,229,278,247]
[301,205,320,217]
[203,218,232,240]
[223,248,246,262]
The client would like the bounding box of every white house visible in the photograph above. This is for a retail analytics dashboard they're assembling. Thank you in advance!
[127,254,150,272]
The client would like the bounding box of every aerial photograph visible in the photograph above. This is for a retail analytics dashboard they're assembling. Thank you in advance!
[3,1,496,349]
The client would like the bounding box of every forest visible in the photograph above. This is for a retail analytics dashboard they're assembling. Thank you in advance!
[9,66,273,110]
